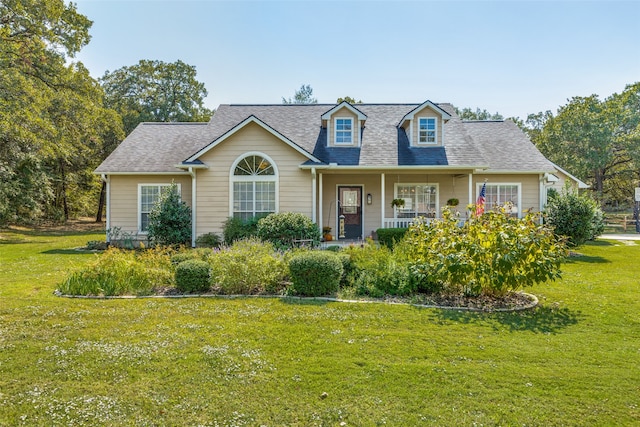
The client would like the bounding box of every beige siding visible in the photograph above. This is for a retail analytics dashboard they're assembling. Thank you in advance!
[108,174,192,235]
[411,106,443,147]
[328,107,359,147]
[195,122,313,235]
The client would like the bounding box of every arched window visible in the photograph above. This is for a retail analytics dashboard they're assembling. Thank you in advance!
[231,154,277,221]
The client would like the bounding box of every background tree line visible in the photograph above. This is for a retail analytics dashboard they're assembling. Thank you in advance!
[0,0,210,226]
[1,1,638,226]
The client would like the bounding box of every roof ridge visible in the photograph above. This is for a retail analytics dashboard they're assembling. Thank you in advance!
[139,122,209,126]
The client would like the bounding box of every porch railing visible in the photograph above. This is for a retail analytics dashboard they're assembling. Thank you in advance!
[382,216,467,229]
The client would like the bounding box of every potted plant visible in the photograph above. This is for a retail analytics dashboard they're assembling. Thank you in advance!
[322,226,333,241]
[446,198,459,207]
[391,198,405,209]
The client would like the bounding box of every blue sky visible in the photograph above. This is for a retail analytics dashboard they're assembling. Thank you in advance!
[74,0,640,119]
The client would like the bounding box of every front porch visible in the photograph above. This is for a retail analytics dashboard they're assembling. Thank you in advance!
[315,170,477,240]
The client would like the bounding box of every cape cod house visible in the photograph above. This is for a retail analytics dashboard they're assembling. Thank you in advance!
[95,100,583,246]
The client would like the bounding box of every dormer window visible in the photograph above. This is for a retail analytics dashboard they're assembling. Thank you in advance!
[418,117,437,144]
[335,118,353,144]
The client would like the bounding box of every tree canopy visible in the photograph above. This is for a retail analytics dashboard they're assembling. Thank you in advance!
[282,84,317,104]
[101,59,213,135]
[0,0,123,224]
[454,107,504,121]
[523,82,640,205]
[336,96,363,104]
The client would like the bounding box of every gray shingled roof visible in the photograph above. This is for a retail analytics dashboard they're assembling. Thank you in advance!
[95,122,210,173]
[95,103,555,173]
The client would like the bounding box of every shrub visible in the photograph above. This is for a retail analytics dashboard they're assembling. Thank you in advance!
[545,187,604,246]
[223,216,260,245]
[59,247,174,296]
[288,251,343,297]
[257,212,321,250]
[404,208,567,297]
[195,232,222,248]
[376,227,408,249]
[170,248,213,265]
[342,241,417,297]
[209,238,287,294]
[175,259,211,293]
[147,183,192,247]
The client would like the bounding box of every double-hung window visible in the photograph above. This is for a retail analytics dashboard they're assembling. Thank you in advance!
[232,154,277,221]
[139,184,175,232]
[335,118,353,144]
[481,183,520,216]
[395,184,438,218]
[418,117,437,144]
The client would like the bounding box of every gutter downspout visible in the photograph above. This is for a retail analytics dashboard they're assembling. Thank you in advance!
[189,167,196,247]
[311,167,317,224]
[380,173,385,228]
[468,173,473,209]
[101,174,111,243]
[539,173,545,224]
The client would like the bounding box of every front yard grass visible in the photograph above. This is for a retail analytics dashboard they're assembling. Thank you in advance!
[0,227,639,426]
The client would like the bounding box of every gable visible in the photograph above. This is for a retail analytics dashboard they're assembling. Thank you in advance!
[185,115,320,164]
[193,121,314,169]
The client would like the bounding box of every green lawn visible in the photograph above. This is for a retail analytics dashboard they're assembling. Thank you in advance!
[1,227,639,426]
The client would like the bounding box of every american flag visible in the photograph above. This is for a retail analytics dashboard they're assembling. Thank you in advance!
[476,181,486,216]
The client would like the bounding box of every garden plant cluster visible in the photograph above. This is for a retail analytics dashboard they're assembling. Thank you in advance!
[59,208,568,302]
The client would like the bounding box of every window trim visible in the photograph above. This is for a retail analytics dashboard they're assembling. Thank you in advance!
[393,183,439,218]
[477,182,522,217]
[417,117,437,145]
[334,117,354,145]
[138,183,181,234]
[229,152,279,219]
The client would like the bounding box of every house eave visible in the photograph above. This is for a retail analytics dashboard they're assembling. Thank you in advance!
[299,164,488,172]
[92,171,192,176]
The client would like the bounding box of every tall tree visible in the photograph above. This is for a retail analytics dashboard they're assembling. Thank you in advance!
[282,84,317,104]
[100,60,213,135]
[526,83,640,205]
[0,0,123,224]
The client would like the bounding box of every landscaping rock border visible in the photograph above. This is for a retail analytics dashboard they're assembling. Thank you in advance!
[53,290,539,312]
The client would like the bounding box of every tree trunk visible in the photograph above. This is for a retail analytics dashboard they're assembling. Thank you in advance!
[96,180,106,223]
[59,160,69,221]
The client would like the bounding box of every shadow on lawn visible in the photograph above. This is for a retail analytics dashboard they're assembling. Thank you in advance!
[42,248,88,255]
[432,305,583,334]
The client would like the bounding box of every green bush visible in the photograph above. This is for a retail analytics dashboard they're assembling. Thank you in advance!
[404,208,567,297]
[175,259,211,293]
[195,232,222,248]
[209,238,287,294]
[223,216,260,245]
[288,251,343,297]
[257,212,321,250]
[170,248,213,265]
[545,187,605,246]
[59,247,174,296]
[147,183,192,247]
[376,228,408,249]
[342,241,417,297]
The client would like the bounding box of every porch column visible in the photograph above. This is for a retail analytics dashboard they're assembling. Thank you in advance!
[380,173,385,228]
[318,172,323,229]
[311,167,317,223]
[468,173,473,207]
